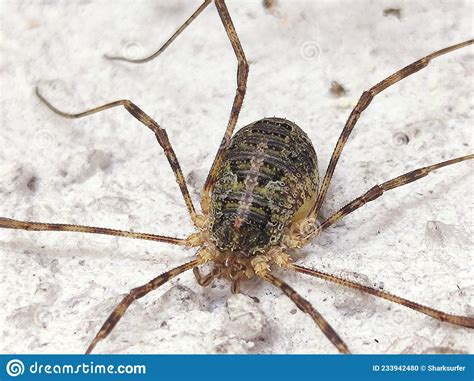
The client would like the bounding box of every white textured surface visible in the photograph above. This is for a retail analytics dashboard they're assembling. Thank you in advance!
[0,0,473,354]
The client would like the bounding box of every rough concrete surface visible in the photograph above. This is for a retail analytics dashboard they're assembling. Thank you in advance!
[0,0,473,354]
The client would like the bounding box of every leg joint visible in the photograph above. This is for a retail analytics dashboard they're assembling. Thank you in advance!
[357,90,374,112]
[364,185,384,202]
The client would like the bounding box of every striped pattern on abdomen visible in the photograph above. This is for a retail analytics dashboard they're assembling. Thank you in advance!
[208,117,319,256]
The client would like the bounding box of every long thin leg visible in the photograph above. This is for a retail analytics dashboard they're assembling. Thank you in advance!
[104,0,212,64]
[86,259,200,354]
[0,217,201,246]
[302,154,473,242]
[309,39,474,220]
[289,264,474,328]
[36,88,203,227]
[201,0,249,213]
[260,272,351,354]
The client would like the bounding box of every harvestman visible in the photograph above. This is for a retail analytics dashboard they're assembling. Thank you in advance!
[1,1,473,353]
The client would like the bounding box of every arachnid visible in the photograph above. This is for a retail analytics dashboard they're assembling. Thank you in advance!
[1,1,473,354]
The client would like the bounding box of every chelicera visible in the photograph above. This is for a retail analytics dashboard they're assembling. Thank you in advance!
[1,0,473,354]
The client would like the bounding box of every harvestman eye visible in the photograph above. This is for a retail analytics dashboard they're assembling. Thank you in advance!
[1,0,473,354]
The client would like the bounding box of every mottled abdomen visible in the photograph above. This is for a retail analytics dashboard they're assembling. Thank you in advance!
[209,117,319,256]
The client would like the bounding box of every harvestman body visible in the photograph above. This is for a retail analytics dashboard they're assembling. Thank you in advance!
[1,1,473,353]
